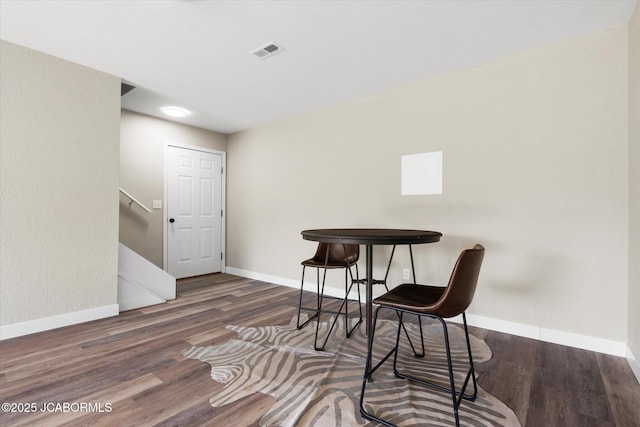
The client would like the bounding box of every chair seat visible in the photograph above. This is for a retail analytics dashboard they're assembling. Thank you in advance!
[375,282,474,319]
[301,258,353,269]
[373,283,445,311]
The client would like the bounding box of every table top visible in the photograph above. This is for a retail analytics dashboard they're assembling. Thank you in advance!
[301,228,442,245]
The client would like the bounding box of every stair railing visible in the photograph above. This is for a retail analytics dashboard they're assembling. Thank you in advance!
[119,188,151,213]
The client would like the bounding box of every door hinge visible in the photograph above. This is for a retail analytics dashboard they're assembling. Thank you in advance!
[221,252,223,260]
[221,209,223,217]
[221,167,223,174]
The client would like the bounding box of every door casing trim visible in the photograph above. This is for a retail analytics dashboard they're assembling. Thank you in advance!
[163,141,226,275]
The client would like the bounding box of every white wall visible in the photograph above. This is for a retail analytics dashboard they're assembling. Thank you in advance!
[0,41,120,330]
[119,110,227,267]
[628,3,640,371]
[227,25,629,345]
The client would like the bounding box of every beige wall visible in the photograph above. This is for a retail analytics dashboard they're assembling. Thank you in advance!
[227,25,629,342]
[119,110,227,267]
[628,3,640,361]
[0,41,120,325]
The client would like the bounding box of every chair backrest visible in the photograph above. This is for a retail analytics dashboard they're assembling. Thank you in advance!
[435,244,485,318]
[312,242,360,266]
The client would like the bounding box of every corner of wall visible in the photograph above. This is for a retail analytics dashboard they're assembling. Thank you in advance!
[627,346,640,385]
[628,0,640,379]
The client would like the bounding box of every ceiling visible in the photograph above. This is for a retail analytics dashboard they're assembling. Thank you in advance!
[1,0,637,135]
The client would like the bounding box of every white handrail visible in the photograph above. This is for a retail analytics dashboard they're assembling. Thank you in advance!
[119,188,152,213]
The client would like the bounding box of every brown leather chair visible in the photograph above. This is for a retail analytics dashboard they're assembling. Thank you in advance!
[296,242,362,350]
[360,244,485,427]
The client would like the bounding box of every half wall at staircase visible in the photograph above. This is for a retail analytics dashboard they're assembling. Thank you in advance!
[118,243,176,311]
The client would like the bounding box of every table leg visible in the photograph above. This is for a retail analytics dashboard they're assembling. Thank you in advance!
[365,244,375,381]
[365,244,373,338]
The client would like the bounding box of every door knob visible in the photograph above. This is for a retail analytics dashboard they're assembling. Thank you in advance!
[169,218,175,223]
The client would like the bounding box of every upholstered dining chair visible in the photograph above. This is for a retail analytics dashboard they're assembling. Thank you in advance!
[296,242,362,351]
[359,244,485,427]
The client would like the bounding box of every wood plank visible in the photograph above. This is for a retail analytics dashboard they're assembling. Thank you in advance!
[476,332,535,425]
[596,351,640,427]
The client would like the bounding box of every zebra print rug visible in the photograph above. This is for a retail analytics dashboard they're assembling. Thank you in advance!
[183,316,521,426]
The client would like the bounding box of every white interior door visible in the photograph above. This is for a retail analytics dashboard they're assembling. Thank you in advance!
[166,145,223,278]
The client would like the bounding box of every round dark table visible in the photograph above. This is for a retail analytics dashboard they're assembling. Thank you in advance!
[301,228,443,338]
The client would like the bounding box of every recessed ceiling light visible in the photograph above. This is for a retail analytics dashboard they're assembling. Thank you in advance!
[161,106,190,118]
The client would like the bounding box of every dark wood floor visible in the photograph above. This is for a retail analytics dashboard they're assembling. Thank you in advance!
[1,274,638,426]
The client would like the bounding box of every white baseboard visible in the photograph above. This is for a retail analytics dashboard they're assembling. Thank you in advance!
[540,327,626,357]
[225,266,359,300]
[0,304,119,341]
[226,267,301,289]
[627,346,640,384]
[227,267,628,358]
[447,313,626,357]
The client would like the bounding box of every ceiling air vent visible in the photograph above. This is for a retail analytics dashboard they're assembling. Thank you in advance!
[250,42,283,60]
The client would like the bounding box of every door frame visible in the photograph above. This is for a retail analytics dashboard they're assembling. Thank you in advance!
[163,141,226,275]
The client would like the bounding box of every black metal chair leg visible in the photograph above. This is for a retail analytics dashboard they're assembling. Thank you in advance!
[345,264,363,338]
[295,266,306,328]
[314,268,329,350]
[388,312,477,427]
[440,317,461,427]
[299,242,362,348]
[360,310,478,426]
[344,267,350,337]
[380,244,424,357]
[355,264,363,322]
[315,290,362,349]
[461,312,478,400]
[404,245,425,356]
[382,245,396,292]
[392,317,476,398]
[297,265,319,329]
[360,307,397,427]
[344,277,362,339]
[395,314,425,358]
[314,266,362,351]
